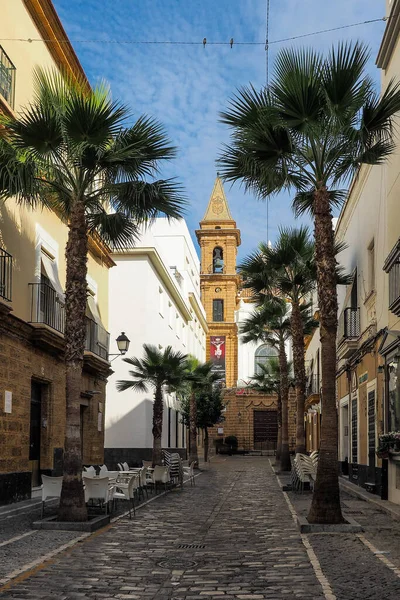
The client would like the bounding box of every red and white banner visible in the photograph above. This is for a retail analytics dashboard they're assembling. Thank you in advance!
[210,336,226,379]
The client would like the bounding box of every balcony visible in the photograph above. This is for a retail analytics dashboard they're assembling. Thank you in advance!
[337,307,360,359]
[0,46,16,109]
[29,283,110,367]
[383,239,400,316]
[305,374,320,409]
[0,247,12,302]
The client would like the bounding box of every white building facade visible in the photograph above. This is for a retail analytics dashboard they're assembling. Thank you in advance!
[105,218,207,466]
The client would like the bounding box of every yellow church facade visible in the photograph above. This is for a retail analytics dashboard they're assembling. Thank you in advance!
[196,177,296,454]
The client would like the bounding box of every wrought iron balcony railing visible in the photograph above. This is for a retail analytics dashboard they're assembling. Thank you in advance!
[306,374,320,398]
[338,307,360,342]
[85,317,110,361]
[0,45,16,108]
[0,247,12,302]
[29,283,109,359]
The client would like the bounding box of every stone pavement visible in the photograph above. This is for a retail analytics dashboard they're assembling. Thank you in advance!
[1,457,400,599]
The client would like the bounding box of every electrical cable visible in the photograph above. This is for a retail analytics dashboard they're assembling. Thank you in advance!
[0,14,393,47]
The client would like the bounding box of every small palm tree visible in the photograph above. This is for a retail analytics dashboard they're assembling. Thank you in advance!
[219,42,400,523]
[180,384,224,462]
[117,345,187,465]
[182,358,221,466]
[0,69,186,521]
[240,226,316,454]
[241,298,292,471]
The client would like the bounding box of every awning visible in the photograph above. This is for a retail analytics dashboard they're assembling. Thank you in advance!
[41,252,65,302]
[378,329,400,356]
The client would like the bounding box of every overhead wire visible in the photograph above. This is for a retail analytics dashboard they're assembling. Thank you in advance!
[0,14,393,47]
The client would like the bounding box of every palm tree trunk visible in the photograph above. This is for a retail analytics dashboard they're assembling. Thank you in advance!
[279,334,291,472]
[275,391,282,464]
[291,301,306,454]
[204,428,209,462]
[152,384,164,465]
[189,391,199,466]
[308,187,344,524]
[58,201,88,522]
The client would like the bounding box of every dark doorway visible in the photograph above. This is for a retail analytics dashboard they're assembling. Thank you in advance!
[80,404,88,464]
[253,410,278,452]
[30,382,42,487]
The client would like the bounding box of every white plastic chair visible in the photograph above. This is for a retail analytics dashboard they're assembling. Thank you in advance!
[117,463,124,471]
[83,466,96,476]
[114,474,140,518]
[183,462,196,487]
[41,475,63,519]
[99,464,108,475]
[83,476,114,514]
[153,466,171,492]
[122,461,130,471]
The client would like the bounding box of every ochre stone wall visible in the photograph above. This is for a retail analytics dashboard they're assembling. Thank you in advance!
[0,308,107,503]
[208,389,297,452]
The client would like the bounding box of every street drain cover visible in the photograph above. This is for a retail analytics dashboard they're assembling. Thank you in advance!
[158,558,197,569]
[178,544,205,549]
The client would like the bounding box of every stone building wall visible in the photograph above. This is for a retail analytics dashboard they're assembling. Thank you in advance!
[0,307,107,505]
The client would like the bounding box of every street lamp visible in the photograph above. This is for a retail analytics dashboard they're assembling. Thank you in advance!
[109,332,130,361]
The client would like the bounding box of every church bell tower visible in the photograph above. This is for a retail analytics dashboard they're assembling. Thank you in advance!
[196,175,241,388]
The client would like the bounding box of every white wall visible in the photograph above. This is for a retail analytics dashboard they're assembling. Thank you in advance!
[105,218,206,450]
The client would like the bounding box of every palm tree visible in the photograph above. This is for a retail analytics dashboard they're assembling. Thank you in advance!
[183,358,221,466]
[219,42,400,523]
[117,345,187,465]
[180,384,224,462]
[240,226,316,454]
[0,69,186,521]
[241,298,292,471]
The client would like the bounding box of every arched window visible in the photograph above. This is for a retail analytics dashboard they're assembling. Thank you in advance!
[254,344,278,375]
[213,247,224,273]
[215,226,221,230]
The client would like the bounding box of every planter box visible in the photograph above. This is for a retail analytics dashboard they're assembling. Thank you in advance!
[32,514,110,532]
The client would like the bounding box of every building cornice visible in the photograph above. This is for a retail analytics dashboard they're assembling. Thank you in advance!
[188,293,208,333]
[23,0,88,84]
[377,0,400,69]
[195,228,241,246]
[88,235,116,269]
[112,247,192,322]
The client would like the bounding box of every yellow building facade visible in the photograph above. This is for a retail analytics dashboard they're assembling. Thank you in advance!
[0,1,112,505]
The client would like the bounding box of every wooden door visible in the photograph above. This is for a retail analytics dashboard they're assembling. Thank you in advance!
[253,410,278,451]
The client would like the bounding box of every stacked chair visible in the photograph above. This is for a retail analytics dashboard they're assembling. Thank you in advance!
[291,452,319,493]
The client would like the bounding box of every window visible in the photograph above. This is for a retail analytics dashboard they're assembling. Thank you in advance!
[168,302,173,328]
[254,344,278,375]
[212,247,224,273]
[159,287,164,317]
[367,239,375,294]
[383,238,400,316]
[350,269,358,308]
[0,46,16,108]
[176,313,180,337]
[388,356,400,432]
[213,299,224,322]
[0,247,12,302]
[351,397,358,464]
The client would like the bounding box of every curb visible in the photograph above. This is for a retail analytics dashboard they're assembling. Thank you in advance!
[339,480,400,522]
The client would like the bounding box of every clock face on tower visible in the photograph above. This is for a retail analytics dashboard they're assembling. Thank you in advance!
[212,197,224,215]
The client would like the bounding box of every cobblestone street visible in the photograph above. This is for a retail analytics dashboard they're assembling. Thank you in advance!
[1,457,400,599]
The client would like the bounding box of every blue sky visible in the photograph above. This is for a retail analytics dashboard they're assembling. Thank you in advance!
[54,0,385,260]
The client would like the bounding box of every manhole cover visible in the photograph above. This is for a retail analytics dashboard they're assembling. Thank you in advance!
[158,558,197,569]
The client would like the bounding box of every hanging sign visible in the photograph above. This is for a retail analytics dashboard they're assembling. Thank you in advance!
[210,336,226,379]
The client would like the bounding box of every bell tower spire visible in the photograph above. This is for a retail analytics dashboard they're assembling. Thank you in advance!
[196,175,241,388]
